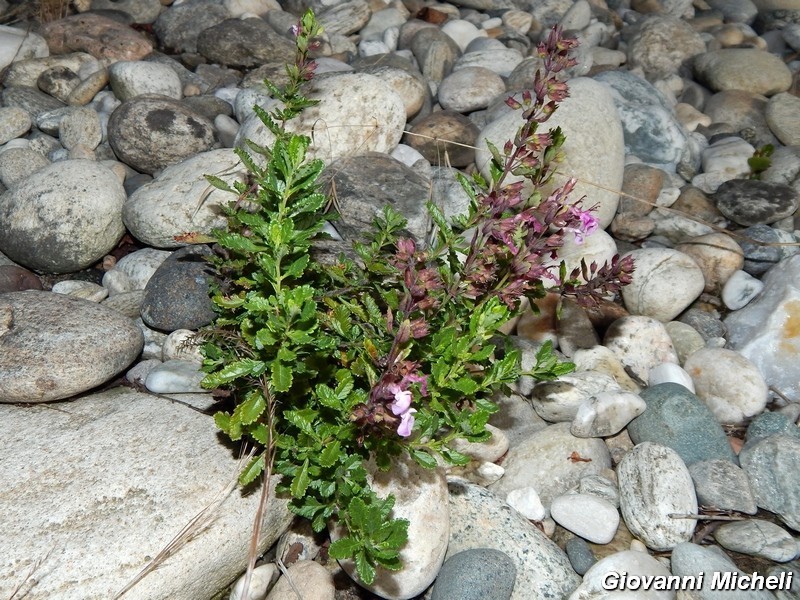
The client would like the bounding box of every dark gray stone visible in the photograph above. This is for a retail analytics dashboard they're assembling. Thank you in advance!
[715,179,799,226]
[182,95,234,122]
[678,308,726,342]
[140,245,216,332]
[196,18,295,69]
[107,95,216,174]
[688,459,757,514]
[565,537,596,576]
[737,224,799,275]
[627,383,737,466]
[740,434,800,530]
[431,548,516,600]
[1,86,65,120]
[746,411,800,447]
[405,111,479,168]
[319,152,431,244]
[153,0,230,54]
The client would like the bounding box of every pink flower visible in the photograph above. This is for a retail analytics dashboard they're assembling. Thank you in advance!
[387,384,417,437]
[397,409,417,438]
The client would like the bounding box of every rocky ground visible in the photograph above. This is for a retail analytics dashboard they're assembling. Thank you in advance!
[0,0,799,598]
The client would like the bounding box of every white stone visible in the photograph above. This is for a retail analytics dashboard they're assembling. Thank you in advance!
[162,329,204,363]
[124,149,247,249]
[489,422,612,507]
[145,359,207,394]
[714,520,798,562]
[331,454,449,599]
[103,248,172,294]
[137,317,167,360]
[451,424,509,463]
[572,346,642,392]
[0,25,48,72]
[51,280,108,303]
[506,486,548,520]
[235,73,405,165]
[692,137,754,194]
[570,390,647,438]
[223,0,279,17]
[438,67,505,113]
[265,561,333,600]
[531,371,622,423]
[467,460,505,486]
[569,549,676,600]
[477,78,623,229]
[722,269,764,310]
[367,67,426,119]
[390,143,426,167]
[550,493,619,544]
[358,39,389,57]
[683,348,768,424]
[579,474,620,507]
[603,316,679,382]
[618,442,697,551]
[675,232,744,293]
[0,388,292,600]
[648,363,695,392]
[230,564,277,600]
[548,229,619,289]
[620,248,705,322]
[441,19,487,52]
[109,61,183,101]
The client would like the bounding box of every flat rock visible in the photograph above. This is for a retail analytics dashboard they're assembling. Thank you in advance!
[550,493,620,544]
[0,159,125,273]
[714,179,799,226]
[42,13,153,63]
[617,442,697,551]
[767,92,800,145]
[477,77,623,229]
[153,0,231,54]
[108,95,216,175]
[123,149,247,248]
[109,60,183,101]
[431,548,516,600]
[714,519,798,562]
[568,549,675,599]
[689,459,758,514]
[693,48,793,96]
[447,479,580,600]
[1,85,65,119]
[0,388,292,600]
[740,434,800,531]
[196,18,295,69]
[627,383,737,465]
[0,291,143,402]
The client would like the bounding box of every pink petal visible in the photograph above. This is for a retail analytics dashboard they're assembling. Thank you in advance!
[397,409,417,437]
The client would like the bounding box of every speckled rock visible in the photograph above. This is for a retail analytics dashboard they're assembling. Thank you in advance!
[405,111,478,168]
[568,549,674,600]
[265,560,334,600]
[740,434,800,531]
[196,18,295,69]
[108,60,183,101]
[41,13,153,63]
[437,67,505,113]
[693,48,793,96]
[448,479,580,600]
[531,371,622,423]
[675,233,744,293]
[145,359,206,394]
[0,291,143,403]
[626,16,706,79]
[737,224,799,275]
[714,179,799,226]
[153,0,231,54]
[431,549,516,600]
[689,459,758,514]
[603,316,679,382]
[102,248,172,295]
[714,519,798,562]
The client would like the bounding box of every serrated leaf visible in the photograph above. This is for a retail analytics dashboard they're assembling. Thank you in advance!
[239,454,265,486]
[410,449,438,470]
[290,458,310,498]
[319,440,341,468]
[348,496,369,530]
[354,550,376,585]
[237,391,266,425]
[452,376,479,395]
[213,411,231,432]
[205,358,265,386]
[285,254,309,278]
[271,361,293,392]
[204,174,235,193]
[440,446,471,466]
[285,408,318,438]
[328,537,360,560]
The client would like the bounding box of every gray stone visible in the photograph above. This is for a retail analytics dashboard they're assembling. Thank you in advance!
[107,95,216,175]
[0,388,292,600]
[746,412,800,446]
[1,85,65,119]
[102,248,172,295]
[319,153,431,244]
[715,519,798,562]
[0,160,125,273]
[153,0,230,54]
[432,549,516,600]
[688,459,758,514]
[437,67,505,113]
[740,434,800,531]
[59,106,102,151]
[140,245,216,332]
[265,560,333,600]
[767,92,800,145]
[603,316,679,382]
[109,60,183,101]
[145,359,206,394]
[626,16,706,80]
[0,147,50,188]
[196,18,295,69]
[565,537,596,576]
[405,111,479,168]
[0,291,143,403]
[37,65,81,103]
[90,0,163,23]
[678,308,726,342]
[318,0,371,36]
[617,442,697,551]
[569,549,675,599]
[0,106,32,145]
[102,290,145,319]
[694,48,793,96]
[447,479,580,600]
[715,179,799,226]
[627,383,737,465]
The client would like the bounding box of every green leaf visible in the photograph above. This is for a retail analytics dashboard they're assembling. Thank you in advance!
[239,454,265,486]
[319,440,341,468]
[204,358,266,386]
[238,391,266,425]
[285,254,310,278]
[205,174,235,193]
[285,408,319,438]
[440,446,471,466]
[271,361,293,392]
[452,376,479,395]
[328,537,360,560]
[355,550,376,585]
[348,496,369,530]
[290,458,311,498]
[410,449,438,470]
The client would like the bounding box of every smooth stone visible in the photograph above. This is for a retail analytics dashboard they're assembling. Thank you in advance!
[618,163,664,218]
[489,422,612,507]
[664,321,707,364]
[593,69,687,170]
[0,147,50,188]
[162,329,203,363]
[59,106,102,151]
[228,564,278,600]
[90,0,163,22]
[0,264,41,293]
[0,106,32,146]
[51,280,108,303]
[102,290,145,319]
[550,493,619,544]
[746,412,800,446]
[531,371,623,423]
[740,434,800,531]
[275,519,322,565]
[678,309,726,343]
[447,479,580,600]
[571,391,647,438]
[431,549,516,600]
[569,549,675,600]
[715,179,799,226]
[722,269,765,310]
[675,233,744,293]
[671,542,776,600]
[0,25,48,73]
[145,359,206,394]
[358,65,426,120]
[565,537,597,576]
[620,248,705,322]
[408,28,460,84]
[68,67,110,106]
[108,95,216,175]
[505,486,547,521]
[0,160,125,273]
[617,442,697,551]
[137,317,168,360]
[102,248,172,295]
[0,291,143,402]
[450,424,509,463]
[319,153,431,243]
[405,111,478,168]
[441,19,487,52]
[125,358,161,388]
[737,224,799,275]
[489,391,549,449]
[580,474,620,508]
[572,346,642,393]
[196,18,295,69]
[265,560,333,600]
[153,0,231,54]
[317,0,371,36]
[0,388,292,599]
[331,454,449,600]
[767,92,800,145]
[1,85,65,120]
[684,347,768,424]
[715,519,798,562]
[140,245,216,332]
[3,53,98,89]
[692,137,755,194]
[627,383,737,465]
[694,48,793,96]
[235,73,405,165]
[649,363,695,392]
[437,67,505,113]
[452,47,524,78]
[108,60,183,101]
[688,459,758,514]
[556,299,601,358]
[123,149,247,248]
[41,13,153,62]
[603,316,679,382]
[626,16,706,80]
[477,77,623,229]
